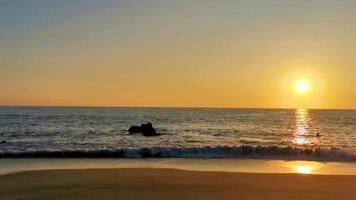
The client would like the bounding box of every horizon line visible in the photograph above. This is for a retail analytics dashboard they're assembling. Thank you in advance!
[0,105,355,110]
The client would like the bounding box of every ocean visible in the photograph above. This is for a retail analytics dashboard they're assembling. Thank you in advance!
[0,107,355,161]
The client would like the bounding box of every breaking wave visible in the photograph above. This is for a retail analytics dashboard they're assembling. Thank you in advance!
[1,145,355,161]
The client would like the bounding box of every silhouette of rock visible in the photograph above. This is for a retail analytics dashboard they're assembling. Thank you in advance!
[128,122,160,136]
[0,141,6,144]
[128,126,141,133]
[141,122,159,136]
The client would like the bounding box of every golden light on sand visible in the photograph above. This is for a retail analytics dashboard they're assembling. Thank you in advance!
[295,166,313,174]
[285,161,320,174]
[295,81,309,94]
[285,161,324,174]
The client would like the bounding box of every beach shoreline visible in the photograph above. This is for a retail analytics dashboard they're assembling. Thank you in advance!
[0,168,355,200]
[1,158,356,175]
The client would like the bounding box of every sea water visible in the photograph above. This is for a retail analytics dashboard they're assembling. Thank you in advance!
[0,107,355,161]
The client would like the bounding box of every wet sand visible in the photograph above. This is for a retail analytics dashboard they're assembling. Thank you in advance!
[0,168,355,200]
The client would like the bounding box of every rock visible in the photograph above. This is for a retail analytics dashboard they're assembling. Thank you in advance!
[141,122,159,136]
[128,122,160,136]
[0,140,6,144]
[128,126,142,133]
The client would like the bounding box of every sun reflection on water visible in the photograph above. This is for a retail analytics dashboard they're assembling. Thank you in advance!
[293,109,311,145]
[295,166,312,174]
[285,161,323,174]
[294,137,310,145]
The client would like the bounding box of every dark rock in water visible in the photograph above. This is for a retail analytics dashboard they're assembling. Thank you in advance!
[0,141,6,144]
[141,122,159,136]
[128,126,141,133]
[128,122,160,136]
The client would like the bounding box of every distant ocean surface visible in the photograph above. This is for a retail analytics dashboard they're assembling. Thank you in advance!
[0,107,355,161]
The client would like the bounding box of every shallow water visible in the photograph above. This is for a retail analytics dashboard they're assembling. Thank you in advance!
[0,158,356,175]
[0,107,355,160]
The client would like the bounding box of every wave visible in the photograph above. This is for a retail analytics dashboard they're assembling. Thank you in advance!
[0,145,355,161]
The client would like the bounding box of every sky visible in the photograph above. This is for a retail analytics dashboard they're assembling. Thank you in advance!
[1,0,355,109]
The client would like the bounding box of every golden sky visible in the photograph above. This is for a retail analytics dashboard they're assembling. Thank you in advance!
[1,1,355,109]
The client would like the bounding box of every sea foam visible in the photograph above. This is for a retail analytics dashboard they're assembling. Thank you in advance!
[1,145,355,161]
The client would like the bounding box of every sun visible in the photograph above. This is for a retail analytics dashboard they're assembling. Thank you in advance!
[295,81,309,94]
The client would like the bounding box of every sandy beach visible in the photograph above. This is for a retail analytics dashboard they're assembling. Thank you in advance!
[0,168,355,200]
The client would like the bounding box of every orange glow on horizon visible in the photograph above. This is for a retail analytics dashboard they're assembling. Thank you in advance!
[0,2,355,109]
